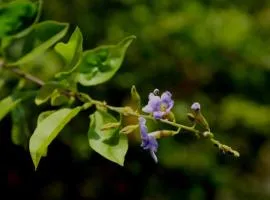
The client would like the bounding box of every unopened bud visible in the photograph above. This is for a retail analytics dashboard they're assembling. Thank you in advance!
[190,102,210,131]
[149,130,175,139]
[202,131,213,138]
[120,124,139,134]
[165,111,175,122]
[131,85,141,110]
[101,122,120,131]
[191,102,201,112]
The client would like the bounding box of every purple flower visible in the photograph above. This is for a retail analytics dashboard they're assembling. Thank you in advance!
[139,117,158,163]
[142,89,174,119]
[191,102,201,112]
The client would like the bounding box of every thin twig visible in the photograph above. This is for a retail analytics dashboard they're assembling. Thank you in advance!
[10,68,45,86]
[1,60,45,86]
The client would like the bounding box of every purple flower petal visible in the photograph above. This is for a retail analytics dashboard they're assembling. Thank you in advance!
[142,94,161,113]
[142,105,154,113]
[161,91,172,103]
[191,102,200,111]
[143,90,174,119]
[139,117,159,163]
[166,100,174,113]
[148,95,161,111]
[139,117,148,138]
[161,91,173,111]
[153,111,165,119]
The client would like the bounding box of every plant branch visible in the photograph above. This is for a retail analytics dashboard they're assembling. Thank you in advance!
[2,61,240,157]
[10,67,45,86]
[1,60,45,86]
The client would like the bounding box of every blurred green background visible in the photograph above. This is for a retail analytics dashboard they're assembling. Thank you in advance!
[4,0,270,199]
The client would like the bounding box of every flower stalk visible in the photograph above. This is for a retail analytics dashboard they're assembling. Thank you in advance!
[2,61,240,162]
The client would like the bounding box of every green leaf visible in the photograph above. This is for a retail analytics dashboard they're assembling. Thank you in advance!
[11,104,30,148]
[0,91,35,121]
[3,20,69,66]
[54,26,83,79]
[37,110,55,123]
[50,89,71,106]
[29,107,81,170]
[0,0,38,38]
[0,95,22,121]
[88,110,128,166]
[77,35,136,86]
[35,82,65,105]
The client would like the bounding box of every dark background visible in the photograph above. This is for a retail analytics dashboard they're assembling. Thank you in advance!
[4,0,270,199]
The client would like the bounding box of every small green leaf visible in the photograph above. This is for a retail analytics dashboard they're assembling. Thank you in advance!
[88,110,128,166]
[0,91,35,121]
[35,82,65,105]
[29,107,81,170]
[77,35,136,86]
[3,20,69,66]
[50,89,71,106]
[0,0,38,38]
[0,95,22,121]
[11,104,30,148]
[54,26,83,79]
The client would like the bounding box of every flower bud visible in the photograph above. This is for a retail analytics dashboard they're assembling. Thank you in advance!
[190,102,210,131]
[120,124,139,134]
[131,85,141,110]
[191,102,201,112]
[101,122,120,131]
[149,130,175,139]
[202,131,213,138]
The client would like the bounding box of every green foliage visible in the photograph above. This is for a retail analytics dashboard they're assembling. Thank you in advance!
[2,20,69,66]
[11,104,30,148]
[0,0,137,168]
[0,95,22,120]
[0,0,38,38]
[49,90,69,106]
[77,35,136,86]
[54,26,83,79]
[0,91,34,120]
[35,82,65,105]
[88,110,128,166]
[29,107,82,170]
[1,0,261,187]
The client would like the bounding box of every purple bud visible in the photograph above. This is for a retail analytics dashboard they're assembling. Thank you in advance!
[191,102,201,111]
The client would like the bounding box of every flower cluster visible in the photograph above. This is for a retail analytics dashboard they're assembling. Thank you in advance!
[142,89,174,119]
[139,89,175,162]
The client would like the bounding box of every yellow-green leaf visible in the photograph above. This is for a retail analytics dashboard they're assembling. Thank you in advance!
[3,20,69,66]
[54,26,83,79]
[88,110,128,166]
[29,107,81,170]
[77,35,136,86]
